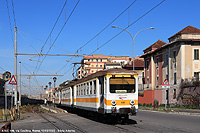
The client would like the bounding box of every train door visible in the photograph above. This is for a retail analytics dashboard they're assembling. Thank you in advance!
[99,76,104,110]
[72,86,74,107]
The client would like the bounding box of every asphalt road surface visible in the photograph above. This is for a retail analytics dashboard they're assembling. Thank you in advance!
[11,110,200,133]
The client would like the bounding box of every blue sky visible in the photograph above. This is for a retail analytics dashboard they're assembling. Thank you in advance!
[0,0,199,95]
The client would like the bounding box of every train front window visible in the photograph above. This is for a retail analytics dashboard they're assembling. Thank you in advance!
[110,77,135,93]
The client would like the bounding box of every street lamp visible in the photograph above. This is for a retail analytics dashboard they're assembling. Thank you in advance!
[53,77,57,108]
[112,26,155,71]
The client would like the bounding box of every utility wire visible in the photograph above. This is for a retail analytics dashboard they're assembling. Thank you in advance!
[58,0,166,79]
[56,0,137,74]
[76,0,137,52]
[36,0,80,74]
[34,0,68,73]
[11,0,16,26]
[40,0,68,53]
[18,30,74,54]
[23,62,54,75]
[18,32,40,54]
[89,0,166,55]
[5,0,15,50]
[0,66,7,72]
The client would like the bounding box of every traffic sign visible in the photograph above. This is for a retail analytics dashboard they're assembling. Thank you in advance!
[162,79,170,86]
[9,75,17,85]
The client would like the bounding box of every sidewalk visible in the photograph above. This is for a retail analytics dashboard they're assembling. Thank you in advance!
[139,106,200,115]
[40,105,68,113]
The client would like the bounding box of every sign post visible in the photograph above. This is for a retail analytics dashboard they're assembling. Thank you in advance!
[9,75,17,120]
[162,79,170,110]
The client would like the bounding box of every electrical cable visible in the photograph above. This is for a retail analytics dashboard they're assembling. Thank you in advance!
[56,0,137,74]
[76,0,137,52]
[5,0,15,50]
[89,0,166,55]
[35,0,80,74]
[34,0,68,73]
[11,0,16,26]
[18,30,74,54]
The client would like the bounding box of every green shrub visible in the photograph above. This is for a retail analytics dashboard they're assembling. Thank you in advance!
[150,103,152,107]
[138,103,142,106]
[146,104,150,107]
[143,103,146,106]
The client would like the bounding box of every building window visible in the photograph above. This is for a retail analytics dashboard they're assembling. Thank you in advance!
[92,59,93,62]
[194,72,199,81]
[100,65,102,67]
[96,59,98,62]
[166,54,168,66]
[156,57,159,68]
[147,78,149,88]
[194,49,199,60]
[173,89,176,99]
[100,59,102,62]
[174,72,176,84]
[173,51,176,62]
[146,60,149,71]
[88,59,90,62]
[157,76,159,87]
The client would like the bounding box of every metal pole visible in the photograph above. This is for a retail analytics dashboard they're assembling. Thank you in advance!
[14,26,17,108]
[5,83,7,121]
[11,86,13,118]
[36,80,37,99]
[165,87,167,110]
[133,42,134,71]
[29,73,30,98]
[111,26,155,71]
[19,61,21,106]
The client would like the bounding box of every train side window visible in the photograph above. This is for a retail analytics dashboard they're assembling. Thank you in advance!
[94,80,96,94]
[90,82,92,94]
[87,83,89,95]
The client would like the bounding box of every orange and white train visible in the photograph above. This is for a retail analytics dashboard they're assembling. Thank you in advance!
[55,68,138,120]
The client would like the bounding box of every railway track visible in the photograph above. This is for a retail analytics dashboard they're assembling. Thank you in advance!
[32,106,86,133]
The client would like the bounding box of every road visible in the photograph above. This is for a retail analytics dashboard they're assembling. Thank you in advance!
[11,109,200,133]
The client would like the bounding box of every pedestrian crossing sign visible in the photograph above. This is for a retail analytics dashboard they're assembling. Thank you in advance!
[162,79,170,88]
[9,75,17,85]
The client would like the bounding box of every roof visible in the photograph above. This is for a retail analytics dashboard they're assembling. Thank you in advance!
[123,59,144,68]
[141,26,200,58]
[74,68,137,86]
[143,39,166,53]
[168,26,200,40]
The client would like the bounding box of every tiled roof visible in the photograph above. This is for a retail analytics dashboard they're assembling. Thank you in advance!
[123,59,144,68]
[168,26,200,39]
[143,39,166,53]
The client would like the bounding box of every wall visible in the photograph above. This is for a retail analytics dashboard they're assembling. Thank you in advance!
[139,90,154,104]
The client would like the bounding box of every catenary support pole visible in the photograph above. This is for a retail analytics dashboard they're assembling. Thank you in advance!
[14,26,17,108]
[19,61,21,106]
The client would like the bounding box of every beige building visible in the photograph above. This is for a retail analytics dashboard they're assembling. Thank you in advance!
[77,55,132,79]
[140,26,200,105]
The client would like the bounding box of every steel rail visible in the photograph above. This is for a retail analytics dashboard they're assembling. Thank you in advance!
[32,106,63,133]
[32,106,86,133]
[40,110,86,133]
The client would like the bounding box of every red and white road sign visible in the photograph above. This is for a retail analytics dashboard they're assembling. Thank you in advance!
[9,75,17,85]
[162,79,170,88]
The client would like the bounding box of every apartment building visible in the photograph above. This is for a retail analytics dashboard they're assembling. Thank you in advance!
[77,55,131,79]
[140,26,200,105]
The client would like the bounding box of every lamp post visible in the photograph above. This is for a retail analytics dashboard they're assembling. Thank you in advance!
[53,77,57,108]
[112,26,155,71]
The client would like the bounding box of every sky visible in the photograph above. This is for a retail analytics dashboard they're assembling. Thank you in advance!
[0,0,199,95]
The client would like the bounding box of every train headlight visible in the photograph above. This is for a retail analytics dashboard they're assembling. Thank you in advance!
[111,100,116,106]
[130,100,135,106]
